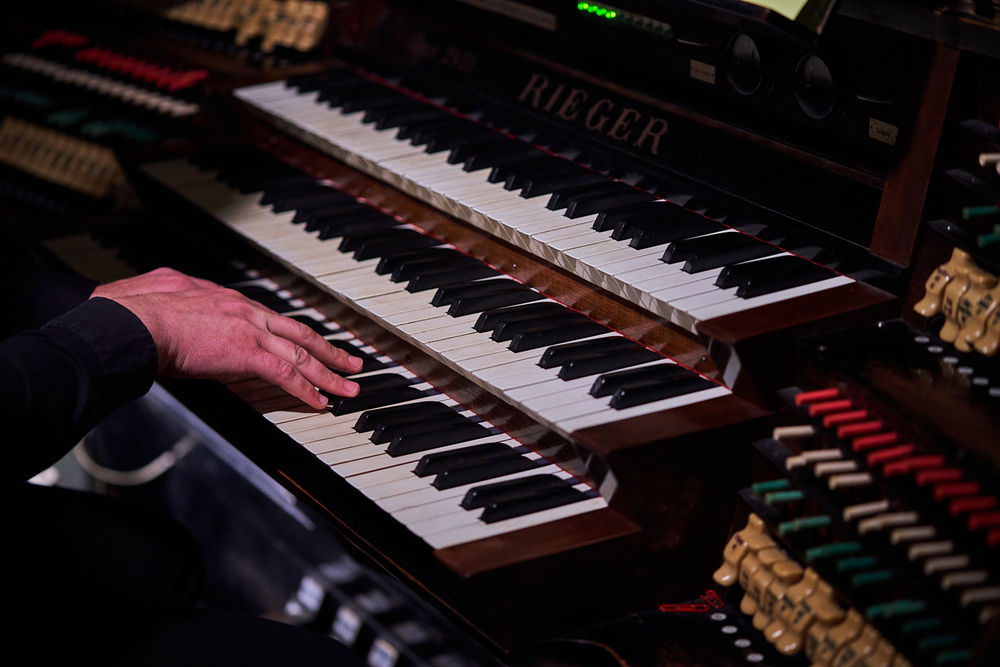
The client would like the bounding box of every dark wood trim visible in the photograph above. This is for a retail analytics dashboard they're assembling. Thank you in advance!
[869,42,960,267]
[435,508,641,577]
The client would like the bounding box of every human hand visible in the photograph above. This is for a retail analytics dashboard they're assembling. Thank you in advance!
[111,287,363,408]
[91,267,218,300]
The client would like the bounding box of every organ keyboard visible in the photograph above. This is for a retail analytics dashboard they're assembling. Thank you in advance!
[233,76,859,334]
[221,6,922,401]
[117,141,768,648]
[141,148,733,438]
[10,0,998,660]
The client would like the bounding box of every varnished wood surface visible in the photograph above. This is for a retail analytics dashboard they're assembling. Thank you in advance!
[697,281,898,408]
[572,394,768,457]
[870,42,960,266]
[436,508,641,578]
[696,282,897,345]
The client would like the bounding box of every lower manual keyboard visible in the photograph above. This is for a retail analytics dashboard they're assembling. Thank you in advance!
[213,273,607,550]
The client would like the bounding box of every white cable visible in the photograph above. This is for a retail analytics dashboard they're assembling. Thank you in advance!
[73,432,198,486]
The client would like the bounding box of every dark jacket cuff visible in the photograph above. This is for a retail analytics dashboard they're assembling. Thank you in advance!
[44,297,158,411]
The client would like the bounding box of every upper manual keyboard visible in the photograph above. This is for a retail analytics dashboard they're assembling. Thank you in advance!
[233,71,857,334]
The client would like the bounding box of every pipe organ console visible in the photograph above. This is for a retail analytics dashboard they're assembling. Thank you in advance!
[4,0,999,664]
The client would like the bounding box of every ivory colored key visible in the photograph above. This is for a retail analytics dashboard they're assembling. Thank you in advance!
[754,558,804,631]
[805,600,852,666]
[713,513,769,586]
[765,567,820,644]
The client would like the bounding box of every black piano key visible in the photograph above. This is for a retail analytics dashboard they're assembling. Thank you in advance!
[318,81,381,106]
[609,375,717,409]
[328,373,419,407]
[369,411,467,443]
[239,172,315,195]
[589,363,690,398]
[354,401,453,432]
[546,182,623,211]
[232,285,295,313]
[406,265,501,292]
[612,205,713,239]
[446,137,518,165]
[460,475,572,510]
[317,214,400,240]
[463,145,544,173]
[558,348,662,380]
[537,336,637,368]
[480,486,589,523]
[565,190,657,219]
[474,302,566,333]
[682,237,782,273]
[413,443,519,477]
[340,91,413,118]
[260,183,328,206]
[338,228,403,252]
[292,200,369,224]
[338,227,426,256]
[504,163,578,191]
[432,456,540,489]
[388,423,494,457]
[509,321,611,353]
[327,341,386,373]
[272,189,356,214]
[520,171,606,199]
[345,93,416,117]
[377,248,467,276]
[390,255,482,282]
[313,211,397,237]
[374,108,450,131]
[287,68,356,93]
[352,232,442,260]
[491,312,588,342]
[681,196,720,217]
[715,255,812,289]
[425,129,503,154]
[488,155,562,184]
[302,206,382,231]
[593,201,668,232]
[332,387,429,416]
[351,373,414,393]
[397,117,459,142]
[288,314,338,335]
[448,288,546,316]
[310,207,394,234]
[662,232,746,264]
[737,262,836,298]
[372,413,474,445]
[407,119,467,145]
[627,216,728,249]
[360,99,426,124]
[432,279,524,307]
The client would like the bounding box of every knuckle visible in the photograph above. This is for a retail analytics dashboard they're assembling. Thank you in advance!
[273,360,297,382]
[292,345,310,365]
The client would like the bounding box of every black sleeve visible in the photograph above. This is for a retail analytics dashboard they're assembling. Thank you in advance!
[0,297,158,482]
[0,238,99,339]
